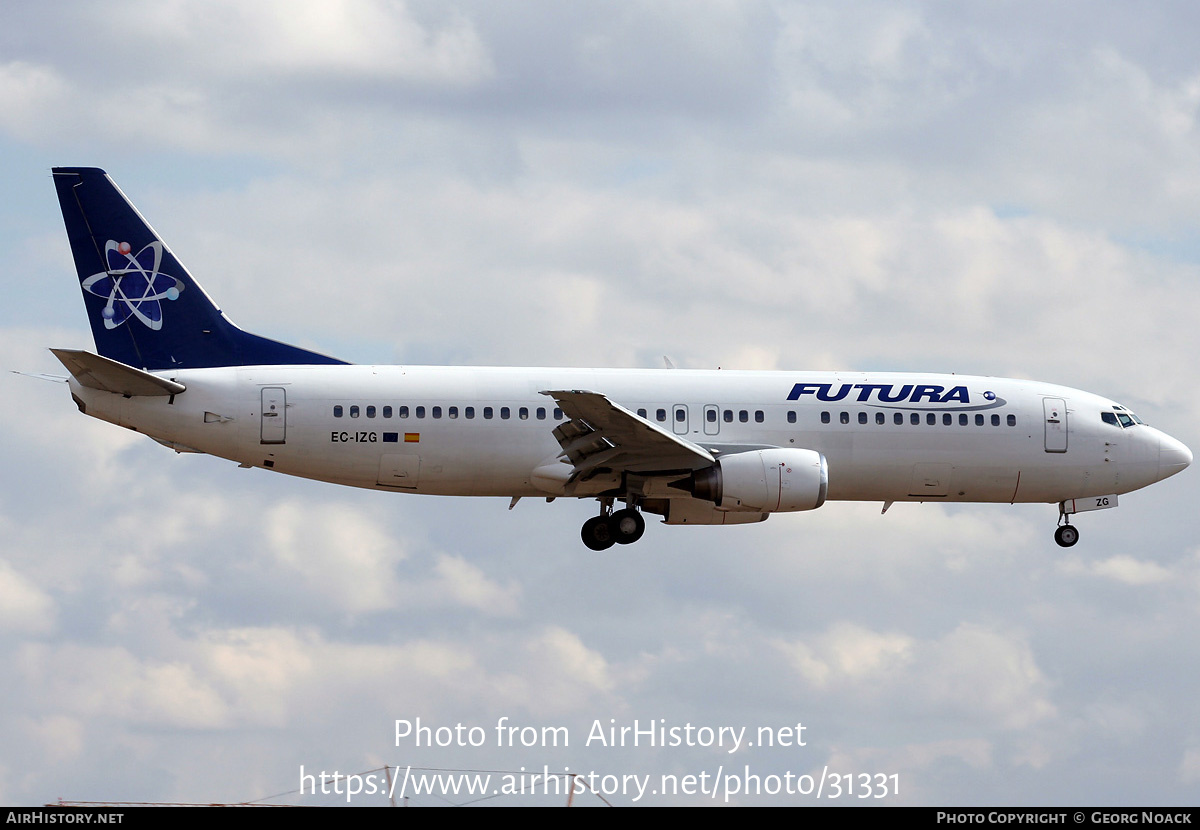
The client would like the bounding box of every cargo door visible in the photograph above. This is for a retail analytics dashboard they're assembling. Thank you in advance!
[909,463,951,497]
[378,454,421,489]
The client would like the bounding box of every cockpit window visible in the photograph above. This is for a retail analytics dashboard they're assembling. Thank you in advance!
[1107,405,1145,428]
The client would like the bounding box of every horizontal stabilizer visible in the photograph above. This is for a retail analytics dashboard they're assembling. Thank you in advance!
[50,348,185,397]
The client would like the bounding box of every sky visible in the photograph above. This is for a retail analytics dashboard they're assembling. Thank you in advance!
[1,0,1198,807]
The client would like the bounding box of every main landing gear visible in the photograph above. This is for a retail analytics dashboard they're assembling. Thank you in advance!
[581,500,646,551]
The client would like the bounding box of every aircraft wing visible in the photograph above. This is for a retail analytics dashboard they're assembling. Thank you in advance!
[541,389,715,477]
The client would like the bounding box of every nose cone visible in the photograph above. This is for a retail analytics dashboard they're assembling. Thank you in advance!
[1158,431,1193,482]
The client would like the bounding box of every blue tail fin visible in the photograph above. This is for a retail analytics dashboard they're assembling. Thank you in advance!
[53,167,347,370]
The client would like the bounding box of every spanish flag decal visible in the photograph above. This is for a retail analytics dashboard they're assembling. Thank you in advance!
[404,433,420,443]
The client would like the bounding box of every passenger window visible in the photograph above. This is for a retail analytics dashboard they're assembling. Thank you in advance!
[926,413,935,426]
[840,412,849,424]
[657,409,666,422]
[537,407,546,420]
[449,406,458,419]
[383,406,392,418]
[554,408,563,420]
[350,405,360,418]
[876,412,884,425]
[755,410,764,423]
[333,405,343,418]
[432,406,442,419]
[787,411,797,424]
[959,414,968,426]
[975,414,984,426]
[739,410,749,423]
[366,406,376,418]
[484,407,493,419]
[858,412,868,424]
[724,410,733,423]
[991,414,1000,426]
[466,407,475,419]
[675,408,685,422]
[637,408,647,418]
[399,406,409,419]
[894,413,903,425]
[519,407,529,420]
[416,406,425,418]
[1007,414,1016,427]
[821,411,830,424]
[943,413,951,426]
[501,407,511,420]
[707,409,717,423]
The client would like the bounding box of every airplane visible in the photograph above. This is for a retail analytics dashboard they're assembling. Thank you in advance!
[43,167,1192,550]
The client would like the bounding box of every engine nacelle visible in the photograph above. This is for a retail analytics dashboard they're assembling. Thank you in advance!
[675,448,828,513]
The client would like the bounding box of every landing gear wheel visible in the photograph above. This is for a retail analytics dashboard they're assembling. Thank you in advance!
[581,515,616,551]
[1054,524,1079,548]
[611,508,646,545]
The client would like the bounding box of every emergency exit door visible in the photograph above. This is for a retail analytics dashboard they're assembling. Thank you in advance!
[261,387,286,444]
[1043,397,1067,453]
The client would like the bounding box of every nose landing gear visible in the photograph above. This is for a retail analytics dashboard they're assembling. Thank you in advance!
[1052,494,1121,546]
[1055,502,1079,547]
[581,500,647,550]
[1054,522,1079,547]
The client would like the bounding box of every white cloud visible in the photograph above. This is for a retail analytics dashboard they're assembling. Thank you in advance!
[1060,554,1173,586]
[778,622,1054,731]
[20,715,86,765]
[916,625,1055,731]
[265,500,405,614]
[0,558,55,634]
[123,0,494,84]
[0,62,69,141]
[422,554,522,617]
[17,644,230,729]
[484,626,615,717]
[197,627,318,726]
[777,622,914,688]
[0,3,493,156]
[826,737,994,775]
[1180,748,1200,785]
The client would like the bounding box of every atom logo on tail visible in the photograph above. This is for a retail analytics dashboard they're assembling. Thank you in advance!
[80,240,185,330]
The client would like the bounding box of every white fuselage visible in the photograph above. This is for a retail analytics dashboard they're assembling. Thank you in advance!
[67,365,1189,509]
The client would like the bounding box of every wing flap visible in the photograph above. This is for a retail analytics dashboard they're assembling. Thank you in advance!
[542,389,714,476]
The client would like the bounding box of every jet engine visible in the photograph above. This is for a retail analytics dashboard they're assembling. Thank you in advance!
[672,448,828,513]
